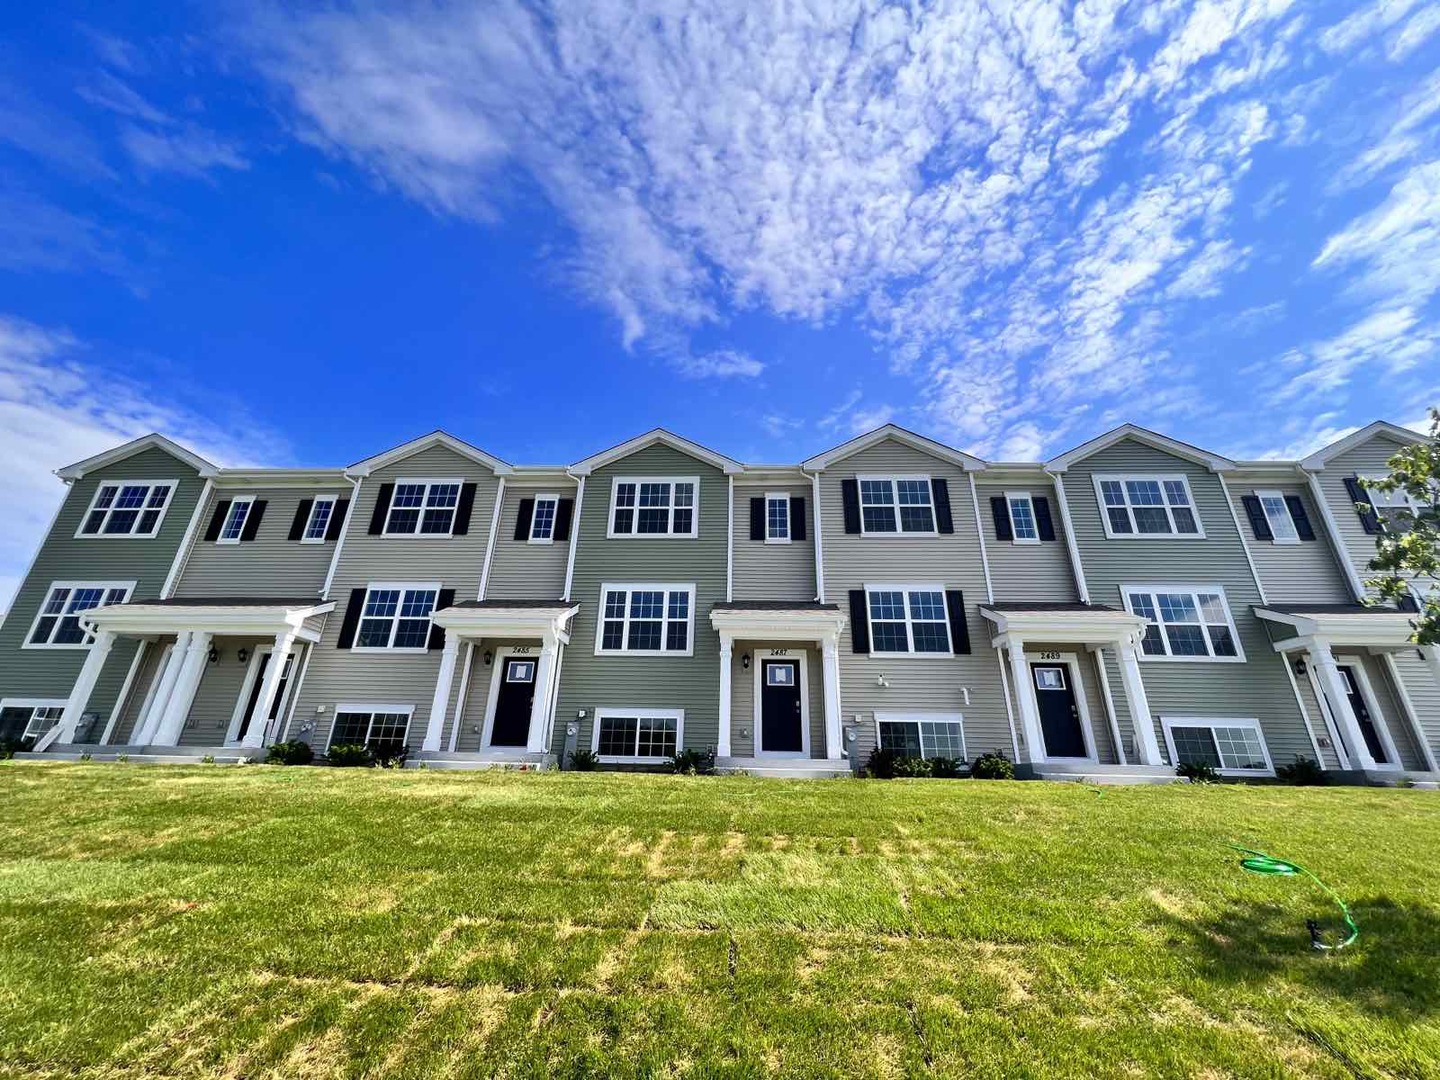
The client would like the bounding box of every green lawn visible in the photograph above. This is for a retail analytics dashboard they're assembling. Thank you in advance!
[1,765,1438,1079]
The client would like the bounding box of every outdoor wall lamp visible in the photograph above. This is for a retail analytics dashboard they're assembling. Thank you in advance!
[237,647,249,664]
[741,652,751,669]
[1292,657,1308,676]
[207,645,219,664]
[483,650,493,665]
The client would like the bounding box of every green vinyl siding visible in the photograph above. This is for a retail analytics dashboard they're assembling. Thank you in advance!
[173,486,342,599]
[484,484,575,600]
[1226,475,1352,604]
[731,483,817,602]
[974,481,1080,602]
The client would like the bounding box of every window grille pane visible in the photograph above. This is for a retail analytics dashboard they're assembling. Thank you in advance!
[899,505,935,532]
[869,591,905,620]
[330,712,371,748]
[919,721,964,759]
[1162,480,1190,506]
[1164,624,1209,656]
[897,480,931,505]
[1213,727,1266,770]
[365,590,399,617]
[872,622,910,652]
[598,716,638,756]
[666,591,689,620]
[1171,507,1198,534]
[879,721,922,758]
[604,591,627,619]
[392,620,430,649]
[1107,506,1134,533]
[863,505,898,532]
[636,717,677,758]
[630,592,664,619]
[400,590,436,618]
[1206,625,1238,656]
[1010,499,1037,539]
[357,620,392,648]
[1170,726,1221,767]
[601,621,625,650]
[1157,594,1198,623]
[1126,480,1163,506]
[628,621,662,650]
[671,507,693,533]
[1132,507,1171,533]
[1100,480,1125,506]
[531,500,556,538]
[666,621,689,651]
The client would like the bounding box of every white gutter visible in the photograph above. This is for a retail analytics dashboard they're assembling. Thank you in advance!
[562,474,585,601]
[161,477,214,599]
[967,473,994,603]
[726,475,734,602]
[1216,473,1268,605]
[478,476,506,600]
[806,469,825,602]
[321,476,363,602]
[1300,467,1368,602]
[1046,471,1090,604]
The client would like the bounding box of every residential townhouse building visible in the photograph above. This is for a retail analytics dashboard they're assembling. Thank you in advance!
[4,420,1437,785]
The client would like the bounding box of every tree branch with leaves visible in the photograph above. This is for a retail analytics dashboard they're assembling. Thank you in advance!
[1363,407,1440,645]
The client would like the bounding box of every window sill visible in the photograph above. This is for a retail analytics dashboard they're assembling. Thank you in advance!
[605,533,701,540]
[1138,654,1246,664]
[349,647,433,656]
[21,642,95,651]
[594,649,695,658]
[1100,532,1207,540]
[867,651,956,660]
[596,755,674,765]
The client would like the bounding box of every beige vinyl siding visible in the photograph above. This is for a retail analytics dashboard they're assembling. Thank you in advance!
[1226,479,1352,604]
[727,641,824,758]
[732,485,817,602]
[175,635,269,746]
[0,445,206,722]
[974,481,1079,602]
[173,487,340,599]
[553,445,729,755]
[1287,655,1343,770]
[817,439,1008,763]
[1393,652,1440,765]
[484,484,575,600]
[290,445,503,752]
[1318,435,1409,583]
[1062,438,1313,769]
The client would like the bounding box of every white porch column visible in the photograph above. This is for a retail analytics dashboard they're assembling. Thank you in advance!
[1005,639,1046,764]
[526,633,560,753]
[717,635,733,757]
[821,638,843,759]
[46,631,116,748]
[152,631,212,746]
[1116,640,1162,766]
[134,632,190,745]
[423,635,462,752]
[1307,639,1377,770]
[241,631,297,749]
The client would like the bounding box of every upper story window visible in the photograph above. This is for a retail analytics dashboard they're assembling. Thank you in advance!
[1124,587,1242,661]
[1357,478,1432,533]
[596,583,694,655]
[77,481,175,538]
[1006,493,1039,544]
[529,495,559,544]
[386,480,462,536]
[609,478,698,537]
[302,496,338,543]
[218,497,255,544]
[1094,474,1202,538]
[355,584,439,651]
[859,476,936,535]
[26,582,133,649]
[866,585,952,655]
[766,493,790,543]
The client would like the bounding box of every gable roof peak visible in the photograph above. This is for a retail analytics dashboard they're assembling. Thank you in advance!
[347,430,513,477]
[1044,423,1234,473]
[801,423,986,471]
[1299,419,1426,471]
[569,428,743,475]
[55,433,218,481]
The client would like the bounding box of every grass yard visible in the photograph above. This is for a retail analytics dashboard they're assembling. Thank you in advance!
[1,765,1438,1078]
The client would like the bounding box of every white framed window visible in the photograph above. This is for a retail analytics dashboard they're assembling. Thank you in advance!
[353,583,440,652]
[529,494,559,544]
[302,495,338,543]
[1006,492,1039,544]
[506,660,536,682]
[1123,586,1244,662]
[1161,717,1273,776]
[876,712,966,760]
[608,477,699,537]
[1093,474,1203,538]
[25,581,133,649]
[217,496,255,544]
[1034,666,1065,690]
[765,493,791,543]
[0,699,68,740]
[330,704,412,755]
[385,479,463,536]
[593,707,683,762]
[858,475,936,535]
[1254,490,1299,544]
[1361,478,1431,532]
[76,480,177,538]
[595,583,695,655]
[866,584,952,656]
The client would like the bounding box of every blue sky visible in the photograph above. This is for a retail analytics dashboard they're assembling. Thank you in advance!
[2,0,1438,604]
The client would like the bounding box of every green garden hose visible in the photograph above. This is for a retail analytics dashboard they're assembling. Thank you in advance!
[1231,846,1358,951]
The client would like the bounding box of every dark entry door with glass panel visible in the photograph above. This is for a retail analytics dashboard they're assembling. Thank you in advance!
[1337,665,1388,764]
[1032,664,1086,758]
[491,657,536,746]
[760,658,803,753]
[236,651,294,743]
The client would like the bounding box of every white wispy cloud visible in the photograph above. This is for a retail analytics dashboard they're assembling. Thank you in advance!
[674,349,763,379]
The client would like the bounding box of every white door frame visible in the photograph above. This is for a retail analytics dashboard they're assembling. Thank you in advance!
[1335,654,1403,770]
[480,644,540,748]
[224,645,297,746]
[1026,650,1098,763]
[753,647,810,758]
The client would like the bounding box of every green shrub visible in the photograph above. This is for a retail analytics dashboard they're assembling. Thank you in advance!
[568,748,599,771]
[891,755,933,778]
[326,744,373,767]
[970,751,1014,780]
[1276,755,1329,786]
[1,737,31,759]
[929,756,965,778]
[864,746,898,778]
[1176,760,1220,784]
[669,748,716,775]
[266,741,315,766]
[373,745,409,769]
[201,755,216,765]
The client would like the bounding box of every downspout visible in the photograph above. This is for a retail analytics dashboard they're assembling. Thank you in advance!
[726,475,734,602]
[1216,472,1268,605]
[478,476,506,600]
[321,475,363,602]
[967,473,994,603]
[563,474,585,602]
[806,469,825,603]
[1300,466,1368,603]
[1046,470,1090,604]
[161,477,214,598]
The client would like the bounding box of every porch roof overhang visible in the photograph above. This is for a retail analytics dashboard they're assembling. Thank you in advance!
[981,603,1149,647]
[710,602,847,643]
[1255,604,1418,651]
[84,597,334,642]
[431,600,579,644]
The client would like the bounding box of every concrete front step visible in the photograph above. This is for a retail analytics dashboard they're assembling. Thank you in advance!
[13,744,258,765]
[1018,761,1186,785]
[717,757,853,778]
[409,751,553,771]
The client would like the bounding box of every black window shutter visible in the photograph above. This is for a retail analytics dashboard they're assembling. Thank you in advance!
[427,588,456,650]
[369,483,395,535]
[325,499,350,542]
[932,478,954,534]
[288,499,314,542]
[1345,477,1383,534]
[791,496,807,541]
[750,498,765,541]
[848,590,870,654]
[554,498,574,542]
[1284,495,1316,541]
[336,588,365,649]
[990,496,1013,541]
[514,498,535,541]
[842,479,861,534]
[1241,495,1272,541]
[945,590,971,654]
[203,500,231,542]
[1034,496,1056,541]
[453,483,477,535]
[240,500,267,542]
[1398,593,1420,613]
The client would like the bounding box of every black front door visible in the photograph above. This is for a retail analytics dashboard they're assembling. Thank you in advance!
[1338,665,1388,764]
[1032,664,1087,758]
[491,657,536,746]
[236,651,294,743]
[760,659,803,753]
